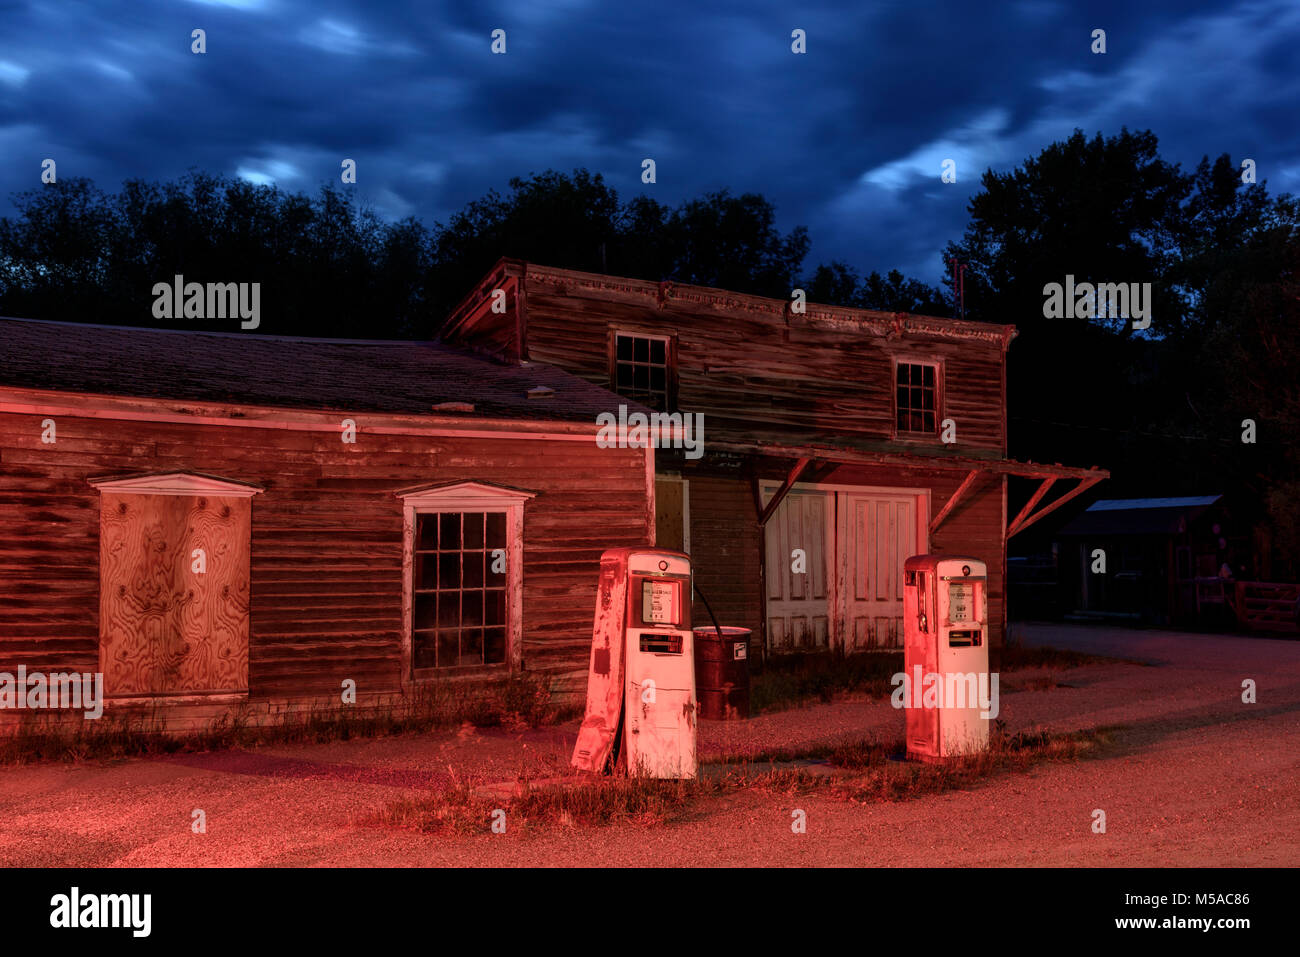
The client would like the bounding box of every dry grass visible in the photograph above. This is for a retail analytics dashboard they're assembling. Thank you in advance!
[366,772,700,834]
[998,642,1142,671]
[364,724,1123,835]
[0,672,564,766]
[723,724,1121,802]
[750,641,1134,715]
[749,651,904,713]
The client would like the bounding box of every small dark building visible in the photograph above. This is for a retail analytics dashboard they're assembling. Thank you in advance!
[1056,495,1244,626]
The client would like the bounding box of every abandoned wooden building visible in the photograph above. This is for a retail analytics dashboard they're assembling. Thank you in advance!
[1,264,1106,728]
[0,318,653,726]
[441,259,1108,659]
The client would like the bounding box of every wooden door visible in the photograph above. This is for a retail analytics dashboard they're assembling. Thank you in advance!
[99,493,251,696]
[763,489,831,650]
[655,477,686,552]
[839,492,919,651]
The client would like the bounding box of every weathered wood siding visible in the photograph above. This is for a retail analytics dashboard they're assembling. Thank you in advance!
[517,269,1009,453]
[0,410,648,700]
[438,262,1015,655]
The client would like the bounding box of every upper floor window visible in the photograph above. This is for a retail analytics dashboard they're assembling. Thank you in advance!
[896,361,940,435]
[612,332,673,411]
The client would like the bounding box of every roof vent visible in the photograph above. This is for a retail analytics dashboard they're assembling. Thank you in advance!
[432,401,475,412]
[527,386,555,399]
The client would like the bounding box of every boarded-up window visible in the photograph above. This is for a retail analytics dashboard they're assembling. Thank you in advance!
[91,473,261,697]
[896,361,939,434]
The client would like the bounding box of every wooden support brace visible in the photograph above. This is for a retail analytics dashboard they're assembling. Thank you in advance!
[929,469,983,536]
[1007,475,1105,538]
[1007,477,1057,538]
[758,457,811,527]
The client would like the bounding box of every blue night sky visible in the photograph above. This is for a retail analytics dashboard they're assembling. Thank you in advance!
[0,0,1296,284]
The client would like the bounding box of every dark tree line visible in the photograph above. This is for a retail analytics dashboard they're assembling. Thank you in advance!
[1,132,1296,565]
[942,129,1298,568]
[0,167,945,338]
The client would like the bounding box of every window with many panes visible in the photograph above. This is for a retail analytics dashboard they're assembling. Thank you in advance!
[399,481,534,679]
[412,511,508,669]
[613,332,671,410]
[895,361,939,435]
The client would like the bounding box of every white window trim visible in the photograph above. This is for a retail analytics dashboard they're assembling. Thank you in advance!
[613,329,674,406]
[615,330,673,345]
[892,358,944,439]
[395,481,536,680]
[89,471,264,497]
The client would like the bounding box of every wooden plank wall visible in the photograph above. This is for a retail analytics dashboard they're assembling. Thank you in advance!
[685,473,761,634]
[0,411,648,700]
[520,282,1007,452]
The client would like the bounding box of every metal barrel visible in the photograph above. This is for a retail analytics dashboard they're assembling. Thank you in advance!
[692,626,751,720]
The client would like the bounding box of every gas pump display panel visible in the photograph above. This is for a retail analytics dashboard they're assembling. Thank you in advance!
[947,582,973,622]
[631,575,688,629]
[642,579,678,625]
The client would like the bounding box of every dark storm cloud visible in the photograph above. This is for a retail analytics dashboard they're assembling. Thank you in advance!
[0,0,1296,285]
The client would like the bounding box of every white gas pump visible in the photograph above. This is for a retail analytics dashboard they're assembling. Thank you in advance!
[902,554,991,761]
[572,547,698,779]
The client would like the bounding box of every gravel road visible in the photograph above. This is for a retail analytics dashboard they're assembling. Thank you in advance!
[0,623,1295,866]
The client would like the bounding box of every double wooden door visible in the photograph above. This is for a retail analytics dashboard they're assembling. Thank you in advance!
[764,486,923,653]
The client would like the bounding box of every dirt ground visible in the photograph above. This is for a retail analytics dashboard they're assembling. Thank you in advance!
[0,623,1296,867]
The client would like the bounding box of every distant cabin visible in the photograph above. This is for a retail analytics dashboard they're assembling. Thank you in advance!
[1054,495,1292,630]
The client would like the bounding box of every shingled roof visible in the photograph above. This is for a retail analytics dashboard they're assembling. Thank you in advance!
[0,317,645,423]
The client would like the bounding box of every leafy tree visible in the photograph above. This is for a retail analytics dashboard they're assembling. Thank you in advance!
[656,189,809,298]
[858,268,948,314]
[425,172,813,320]
[0,171,431,337]
[804,260,861,307]
[944,127,1299,571]
[803,261,947,312]
[946,128,1190,337]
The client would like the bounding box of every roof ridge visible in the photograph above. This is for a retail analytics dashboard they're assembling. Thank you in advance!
[0,315,434,347]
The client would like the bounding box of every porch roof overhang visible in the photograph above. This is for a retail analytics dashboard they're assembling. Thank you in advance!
[719,439,1108,539]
